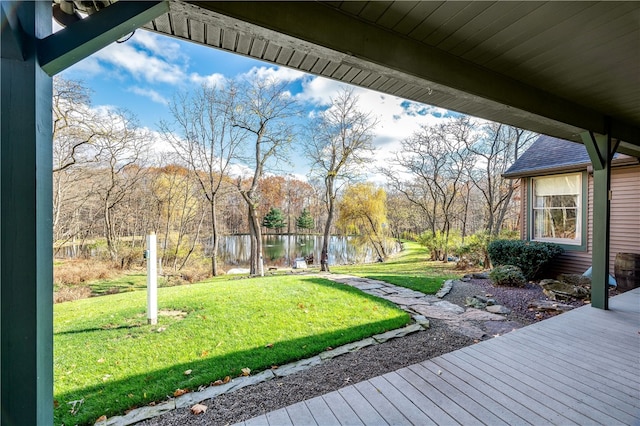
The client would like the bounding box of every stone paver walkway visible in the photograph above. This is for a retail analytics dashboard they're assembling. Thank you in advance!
[327,274,512,340]
[100,274,511,426]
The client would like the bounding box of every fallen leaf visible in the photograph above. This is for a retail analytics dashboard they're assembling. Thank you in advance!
[241,367,251,376]
[265,343,274,348]
[212,379,223,386]
[184,369,192,376]
[223,375,231,384]
[53,400,60,409]
[157,327,167,332]
[95,414,107,422]
[271,365,279,369]
[200,350,209,357]
[325,347,333,351]
[173,388,187,397]
[97,358,105,363]
[191,403,207,415]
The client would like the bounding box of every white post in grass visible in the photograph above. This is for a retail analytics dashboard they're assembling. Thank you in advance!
[146,233,158,325]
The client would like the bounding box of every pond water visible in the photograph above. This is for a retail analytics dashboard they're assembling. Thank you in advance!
[219,234,399,268]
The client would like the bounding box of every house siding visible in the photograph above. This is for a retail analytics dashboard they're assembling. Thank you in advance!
[526,166,640,277]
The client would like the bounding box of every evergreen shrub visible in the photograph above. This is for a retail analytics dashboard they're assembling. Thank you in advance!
[489,265,527,287]
[487,239,564,280]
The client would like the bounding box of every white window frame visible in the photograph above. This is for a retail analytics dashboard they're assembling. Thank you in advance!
[531,172,582,246]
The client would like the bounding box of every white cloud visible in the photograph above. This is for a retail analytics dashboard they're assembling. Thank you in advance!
[94,42,185,84]
[296,76,349,106]
[131,30,185,63]
[189,72,227,88]
[127,86,169,105]
[240,66,307,83]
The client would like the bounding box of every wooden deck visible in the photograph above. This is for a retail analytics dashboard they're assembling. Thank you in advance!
[237,288,640,426]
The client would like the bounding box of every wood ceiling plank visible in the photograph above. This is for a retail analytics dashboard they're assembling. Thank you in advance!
[374,1,420,29]
[408,1,472,43]
[358,1,392,23]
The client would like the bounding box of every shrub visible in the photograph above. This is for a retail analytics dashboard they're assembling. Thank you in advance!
[54,284,92,303]
[54,259,116,285]
[487,239,564,280]
[489,265,527,287]
[455,231,491,268]
[417,230,461,261]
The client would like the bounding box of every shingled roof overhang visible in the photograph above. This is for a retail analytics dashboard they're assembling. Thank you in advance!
[142,1,640,157]
[503,135,640,179]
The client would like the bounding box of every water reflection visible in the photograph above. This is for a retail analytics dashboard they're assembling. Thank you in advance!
[219,235,398,268]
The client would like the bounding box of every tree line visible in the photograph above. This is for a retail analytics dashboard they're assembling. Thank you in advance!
[53,76,533,277]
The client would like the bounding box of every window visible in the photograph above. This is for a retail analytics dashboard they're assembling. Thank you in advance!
[532,173,582,245]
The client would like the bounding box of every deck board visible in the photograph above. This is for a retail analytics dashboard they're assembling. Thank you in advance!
[467,338,640,410]
[235,288,640,425]
[265,408,292,426]
[305,396,341,425]
[480,329,640,397]
[336,386,389,425]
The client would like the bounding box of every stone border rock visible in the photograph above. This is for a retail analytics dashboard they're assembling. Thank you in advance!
[436,279,454,298]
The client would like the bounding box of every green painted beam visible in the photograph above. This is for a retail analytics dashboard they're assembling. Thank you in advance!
[0,2,25,60]
[1,2,53,424]
[190,1,639,147]
[38,1,169,76]
[581,131,617,310]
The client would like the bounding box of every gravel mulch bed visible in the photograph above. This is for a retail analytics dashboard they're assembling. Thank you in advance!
[137,277,590,426]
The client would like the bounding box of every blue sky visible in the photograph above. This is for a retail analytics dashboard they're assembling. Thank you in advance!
[58,26,454,179]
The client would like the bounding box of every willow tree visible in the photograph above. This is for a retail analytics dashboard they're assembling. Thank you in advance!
[303,89,378,272]
[337,183,388,261]
[233,77,299,276]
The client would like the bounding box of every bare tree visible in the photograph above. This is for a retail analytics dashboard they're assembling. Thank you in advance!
[383,116,475,261]
[303,89,378,272]
[233,77,299,276]
[52,78,102,251]
[466,123,535,236]
[160,84,243,276]
[89,109,151,262]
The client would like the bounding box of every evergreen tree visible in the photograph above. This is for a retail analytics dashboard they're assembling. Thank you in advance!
[296,208,315,232]
[262,207,286,233]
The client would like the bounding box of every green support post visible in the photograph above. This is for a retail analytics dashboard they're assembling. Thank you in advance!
[581,131,618,310]
[1,2,54,424]
[1,2,169,423]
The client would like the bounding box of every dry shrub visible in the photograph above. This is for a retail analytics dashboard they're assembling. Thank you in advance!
[179,264,212,284]
[54,259,116,285]
[54,285,92,303]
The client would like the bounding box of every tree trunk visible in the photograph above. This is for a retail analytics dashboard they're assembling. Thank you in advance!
[247,202,264,276]
[210,195,220,276]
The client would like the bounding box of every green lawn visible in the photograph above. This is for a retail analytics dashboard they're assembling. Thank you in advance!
[54,275,409,425]
[332,241,459,294]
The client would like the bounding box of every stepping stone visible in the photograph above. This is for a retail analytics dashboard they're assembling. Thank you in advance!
[353,283,385,290]
[458,308,506,321]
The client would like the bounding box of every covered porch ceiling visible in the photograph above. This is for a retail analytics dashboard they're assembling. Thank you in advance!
[140,1,640,157]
